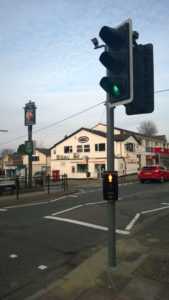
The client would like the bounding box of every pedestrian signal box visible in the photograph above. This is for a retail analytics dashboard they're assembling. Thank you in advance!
[103,171,118,201]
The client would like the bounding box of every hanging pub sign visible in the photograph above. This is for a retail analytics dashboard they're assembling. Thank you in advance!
[24,101,37,126]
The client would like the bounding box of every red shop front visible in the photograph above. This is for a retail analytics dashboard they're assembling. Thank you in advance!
[154,147,169,166]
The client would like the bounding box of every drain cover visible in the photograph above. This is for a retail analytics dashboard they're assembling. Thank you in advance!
[133,253,169,284]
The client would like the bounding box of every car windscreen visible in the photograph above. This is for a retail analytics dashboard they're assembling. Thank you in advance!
[142,167,157,171]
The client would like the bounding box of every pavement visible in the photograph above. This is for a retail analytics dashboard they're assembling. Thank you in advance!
[2,175,169,299]
[0,187,80,208]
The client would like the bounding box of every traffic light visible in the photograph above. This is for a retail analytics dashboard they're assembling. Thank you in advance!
[125,43,154,115]
[99,19,133,106]
[103,171,118,201]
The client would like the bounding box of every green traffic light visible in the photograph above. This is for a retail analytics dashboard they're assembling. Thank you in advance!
[100,77,123,99]
[112,85,120,97]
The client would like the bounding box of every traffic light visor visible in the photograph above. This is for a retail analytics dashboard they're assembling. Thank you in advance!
[99,26,124,50]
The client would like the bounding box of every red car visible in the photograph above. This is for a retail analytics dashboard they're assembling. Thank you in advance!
[139,165,169,183]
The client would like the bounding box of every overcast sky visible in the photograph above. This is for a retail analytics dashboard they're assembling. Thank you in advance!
[0,0,169,153]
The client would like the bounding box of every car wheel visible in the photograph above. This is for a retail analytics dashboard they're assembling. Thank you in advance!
[140,179,144,183]
[160,176,164,183]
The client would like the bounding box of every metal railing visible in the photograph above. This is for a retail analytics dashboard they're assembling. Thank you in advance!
[0,174,69,199]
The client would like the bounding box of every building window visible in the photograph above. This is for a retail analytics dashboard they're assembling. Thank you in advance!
[64,146,72,153]
[53,150,56,154]
[145,140,150,147]
[125,143,135,152]
[77,164,87,173]
[32,156,39,161]
[95,143,105,151]
[77,145,83,152]
[84,145,90,152]
[72,166,75,173]
[95,164,105,172]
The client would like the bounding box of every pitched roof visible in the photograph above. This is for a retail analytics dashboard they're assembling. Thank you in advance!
[114,133,136,142]
[114,127,167,142]
[50,127,108,149]
[35,148,51,156]
[151,135,167,141]
[93,123,166,142]
[50,127,140,149]
[8,153,23,161]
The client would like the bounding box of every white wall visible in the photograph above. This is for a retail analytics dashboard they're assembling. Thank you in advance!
[51,129,139,178]
[23,149,50,176]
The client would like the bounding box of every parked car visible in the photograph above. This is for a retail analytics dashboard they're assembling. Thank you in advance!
[0,177,16,191]
[139,165,169,183]
[34,172,44,186]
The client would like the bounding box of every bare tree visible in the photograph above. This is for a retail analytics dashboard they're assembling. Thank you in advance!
[137,121,158,136]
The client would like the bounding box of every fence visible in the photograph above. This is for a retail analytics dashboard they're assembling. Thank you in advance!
[0,173,139,199]
[0,174,68,199]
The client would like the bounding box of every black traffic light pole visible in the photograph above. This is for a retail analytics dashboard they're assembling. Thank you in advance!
[106,66,116,267]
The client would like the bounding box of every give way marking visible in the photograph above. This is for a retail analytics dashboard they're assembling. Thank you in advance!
[44,201,130,235]
[125,203,169,231]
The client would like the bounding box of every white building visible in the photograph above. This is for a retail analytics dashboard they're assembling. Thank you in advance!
[23,148,51,176]
[94,123,169,169]
[50,124,140,179]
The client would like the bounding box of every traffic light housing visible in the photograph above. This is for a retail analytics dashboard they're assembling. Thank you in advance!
[103,171,118,201]
[125,43,154,115]
[99,19,133,106]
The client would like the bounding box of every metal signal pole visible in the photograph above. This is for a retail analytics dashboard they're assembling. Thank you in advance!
[106,67,116,267]
[91,39,116,267]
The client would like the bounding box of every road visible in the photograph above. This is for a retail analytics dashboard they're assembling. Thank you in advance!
[1,180,169,299]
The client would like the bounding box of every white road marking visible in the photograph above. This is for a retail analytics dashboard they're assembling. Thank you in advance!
[141,206,169,214]
[44,215,107,230]
[38,265,47,270]
[125,213,141,231]
[52,205,83,216]
[5,201,48,209]
[51,201,105,216]
[125,205,169,231]
[85,201,105,206]
[119,182,135,186]
[50,196,66,203]
[9,254,18,259]
[44,215,129,235]
[0,208,7,211]
[116,229,130,235]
